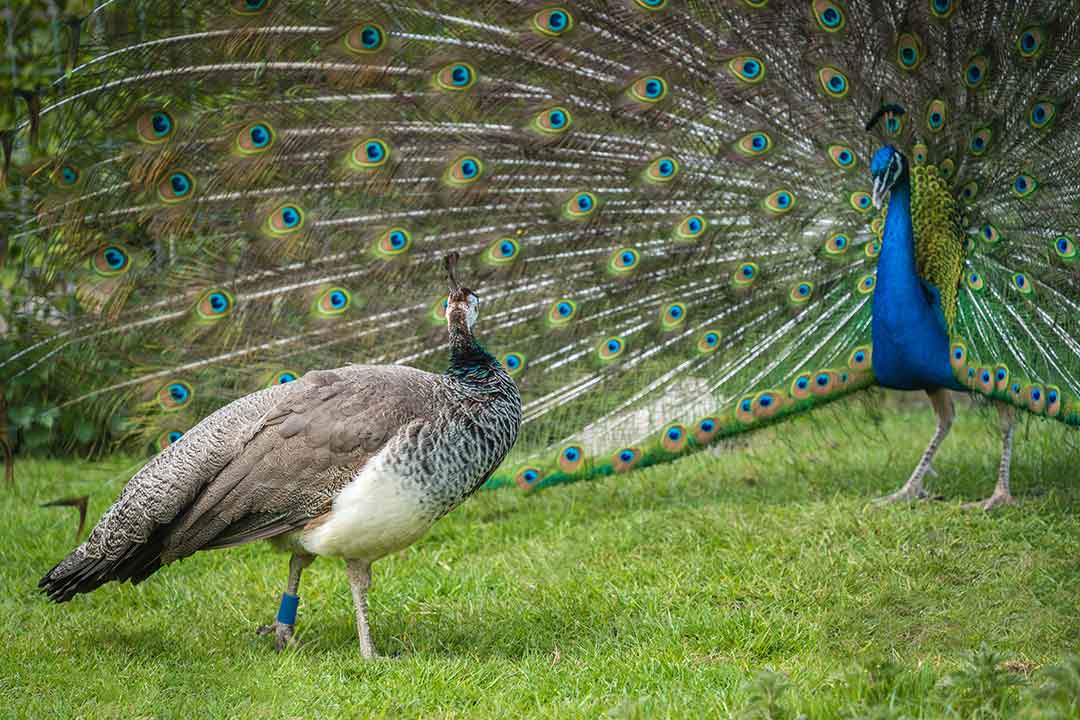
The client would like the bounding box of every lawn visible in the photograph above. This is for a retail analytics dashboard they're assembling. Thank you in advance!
[2,393,1079,719]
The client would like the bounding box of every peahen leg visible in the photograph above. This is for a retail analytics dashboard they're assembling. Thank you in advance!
[876,388,954,504]
[257,552,315,651]
[345,558,380,659]
[963,403,1017,511]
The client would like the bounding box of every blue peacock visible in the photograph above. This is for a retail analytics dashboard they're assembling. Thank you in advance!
[3,0,1079,508]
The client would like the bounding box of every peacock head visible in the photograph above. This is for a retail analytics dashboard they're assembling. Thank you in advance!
[870,145,906,210]
[444,252,480,332]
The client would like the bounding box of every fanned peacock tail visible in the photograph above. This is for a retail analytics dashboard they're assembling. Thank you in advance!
[3,0,1078,490]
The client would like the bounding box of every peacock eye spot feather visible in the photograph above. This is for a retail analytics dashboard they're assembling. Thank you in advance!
[61,166,79,185]
[661,302,687,328]
[740,399,752,411]
[558,302,571,316]
[931,0,954,17]
[159,381,194,410]
[231,0,268,16]
[344,22,387,54]
[798,378,809,389]
[533,7,575,36]
[250,124,270,147]
[1011,382,1020,393]
[564,447,579,460]
[445,155,484,186]
[278,372,297,383]
[168,431,183,443]
[1012,174,1037,198]
[93,244,131,276]
[812,1,846,32]
[700,419,715,432]
[317,286,352,316]
[1018,27,1045,58]
[1029,101,1056,129]
[620,450,633,462]
[818,66,849,98]
[982,371,991,383]
[635,0,667,8]
[158,170,195,203]
[728,56,766,84]
[502,352,526,374]
[435,62,477,91]
[500,241,514,256]
[629,75,670,102]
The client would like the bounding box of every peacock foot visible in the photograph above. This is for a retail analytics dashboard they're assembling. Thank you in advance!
[962,492,1017,512]
[873,485,930,504]
[256,620,296,652]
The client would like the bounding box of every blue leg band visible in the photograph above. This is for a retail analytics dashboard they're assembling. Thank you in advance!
[276,592,299,626]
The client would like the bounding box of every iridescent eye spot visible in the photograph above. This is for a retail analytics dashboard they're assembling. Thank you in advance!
[534,106,572,135]
[316,286,352,315]
[235,121,274,155]
[276,371,298,384]
[608,247,640,275]
[136,110,176,144]
[645,155,679,183]
[349,137,391,170]
[697,329,721,353]
[733,262,758,287]
[958,181,978,202]
[634,0,667,10]
[675,214,707,241]
[896,33,923,70]
[1054,235,1076,261]
[828,145,856,169]
[231,0,268,16]
[857,274,876,293]
[912,143,928,165]
[939,158,955,179]
[950,342,967,369]
[158,380,194,410]
[548,298,577,326]
[158,170,195,203]
[559,444,585,473]
[884,115,901,135]
[515,466,543,490]
[825,232,849,255]
[629,75,669,102]
[375,227,412,257]
[735,130,773,158]
[598,336,625,361]
[818,66,849,98]
[435,62,477,91]
[969,127,992,156]
[981,224,1000,244]
[926,99,946,132]
[565,191,597,219]
[344,22,387,54]
[612,447,641,472]
[1012,174,1037,198]
[965,55,989,87]
[763,189,795,214]
[502,352,526,375]
[265,203,305,235]
[1017,26,1045,59]
[533,7,574,36]
[849,345,872,370]
[661,423,688,452]
[966,271,984,291]
[445,155,484,186]
[864,240,881,258]
[196,288,235,320]
[661,302,687,329]
[727,56,766,84]
[1029,101,1056,129]
[930,0,955,18]
[1012,272,1034,294]
[850,191,872,212]
[158,429,185,451]
[56,164,80,187]
[812,0,845,31]
[789,281,813,305]
[92,245,131,276]
[486,236,520,266]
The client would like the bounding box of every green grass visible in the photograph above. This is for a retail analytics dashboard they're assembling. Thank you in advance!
[2,394,1079,718]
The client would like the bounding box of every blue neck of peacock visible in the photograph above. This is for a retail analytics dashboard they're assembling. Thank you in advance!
[871,167,963,392]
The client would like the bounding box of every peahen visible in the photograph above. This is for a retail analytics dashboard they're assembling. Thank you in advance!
[3,0,1079,511]
[39,253,522,656]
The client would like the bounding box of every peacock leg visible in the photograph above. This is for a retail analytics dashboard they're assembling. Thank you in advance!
[257,552,315,651]
[963,403,1017,511]
[876,388,954,503]
[345,558,380,659]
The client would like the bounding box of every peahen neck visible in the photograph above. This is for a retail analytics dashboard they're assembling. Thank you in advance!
[446,320,501,382]
[871,166,963,392]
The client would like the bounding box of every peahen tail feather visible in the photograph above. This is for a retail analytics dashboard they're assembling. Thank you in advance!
[3,0,1079,490]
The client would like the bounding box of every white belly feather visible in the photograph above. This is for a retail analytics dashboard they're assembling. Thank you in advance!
[300,449,433,562]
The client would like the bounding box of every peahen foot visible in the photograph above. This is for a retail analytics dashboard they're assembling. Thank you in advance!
[256,620,296,652]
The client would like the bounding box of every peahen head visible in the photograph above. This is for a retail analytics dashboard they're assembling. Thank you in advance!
[870,145,907,210]
[444,252,480,332]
